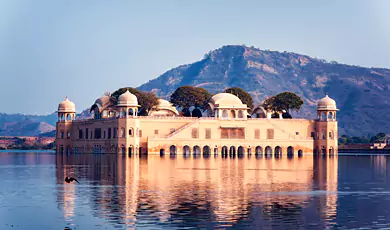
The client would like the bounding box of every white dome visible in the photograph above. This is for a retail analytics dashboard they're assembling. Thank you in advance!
[117,90,139,107]
[317,94,337,110]
[58,97,76,113]
[95,95,111,106]
[209,93,244,107]
[154,99,179,115]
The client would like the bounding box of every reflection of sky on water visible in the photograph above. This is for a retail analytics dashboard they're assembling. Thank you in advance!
[1,152,390,229]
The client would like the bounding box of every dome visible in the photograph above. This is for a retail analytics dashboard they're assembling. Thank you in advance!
[95,95,111,106]
[317,94,338,110]
[155,99,179,115]
[58,97,76,113]
[117,90,139,107]
[209,93,245,108]
[157,99,173,107]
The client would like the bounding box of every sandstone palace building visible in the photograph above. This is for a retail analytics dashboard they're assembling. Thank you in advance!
[56,91,338,156]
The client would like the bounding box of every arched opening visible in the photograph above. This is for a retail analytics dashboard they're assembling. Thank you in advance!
[191,108,202,117]
[121,110,126,118]
[329,147,334,155]
[229,146,236,156]
[229,110,236,118]
[60,114,65,121]
[128,146,133,156]
[129,108,134,116]
[214,147,218,155]
[139,147,143,155]
[120,128,125,138]
[265,146,272,156]
[59,145,64,154]
[203,146,210,156]
[298,149,303,157]
[183,145,191,155]
[275,146,282,156]
[66,114,72,121]
[321,112,326,121]
[322,131,326,140]
[159,148,165,156]
[238,146,244,155]
[255,146,263,155]
[321,146,326,155]
[329,131,334,140]
[121,145,126,154]
[193,145,201,155]
[287,146,294,156]
[221,146,228,156]
[170,145,177,155]
[238,110,244,118]
[327,112,333,120]
[129,128,133,136]
[78,129,83,139]
[222,110,228,118]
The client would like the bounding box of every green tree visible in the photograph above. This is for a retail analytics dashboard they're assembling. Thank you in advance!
[224,87,254,111]
[262,92,304,117]
[370,132,387,143]
[170,86,211,116]
[111,87,159,116]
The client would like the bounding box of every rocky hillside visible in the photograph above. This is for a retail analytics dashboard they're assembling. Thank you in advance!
[0,109,93,137]
[0,113,56,136]
[138,45,390,136]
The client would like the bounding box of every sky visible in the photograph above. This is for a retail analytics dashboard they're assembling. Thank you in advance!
[0,0,389,115]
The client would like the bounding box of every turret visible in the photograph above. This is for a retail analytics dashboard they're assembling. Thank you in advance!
[314,94,338,155]
[57,97,76,154]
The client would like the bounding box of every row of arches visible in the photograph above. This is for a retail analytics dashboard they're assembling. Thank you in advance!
[162,145,303,157]
[58,113,76,122]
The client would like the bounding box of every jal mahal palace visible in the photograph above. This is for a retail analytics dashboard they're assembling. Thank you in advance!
[56,91,338,156]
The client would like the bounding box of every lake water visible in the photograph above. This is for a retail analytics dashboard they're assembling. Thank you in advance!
[0,152,390,229]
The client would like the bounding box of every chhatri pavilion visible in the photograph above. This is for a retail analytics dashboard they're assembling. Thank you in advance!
[56,91,338,156]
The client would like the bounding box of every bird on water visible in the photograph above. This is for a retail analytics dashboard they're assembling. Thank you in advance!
[65,177,80,184]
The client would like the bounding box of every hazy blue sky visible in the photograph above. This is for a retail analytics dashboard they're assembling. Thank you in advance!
[0,0,389,114]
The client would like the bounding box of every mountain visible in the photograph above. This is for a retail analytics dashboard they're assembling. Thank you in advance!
[0,113,57,136]
[0,109,93,137]
[138,45,390,136]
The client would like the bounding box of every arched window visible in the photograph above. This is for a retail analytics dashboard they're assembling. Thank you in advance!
[66,114,72,121]
[238,110,244,118]
[67,132,71,139]
[322,131,326,139]
[230,110,236,118]
[222,110,228,118]
[329,131,334,139]
[120,128,125,138]
[121,110,126,118]
[327,112,333,120]
[128,108,134,116]
[78,129,83,139]
[129,128,133,136]
[321,112,326,121]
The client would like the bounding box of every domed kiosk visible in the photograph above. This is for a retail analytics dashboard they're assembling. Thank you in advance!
[58,97,76,121]
[317,93,338,121]
[315,93,339,156]
[207,93,248,119]
[116,90,140,118]
[149,99,179,117]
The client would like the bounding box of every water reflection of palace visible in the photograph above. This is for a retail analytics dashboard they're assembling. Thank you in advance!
[55,154,339,228]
